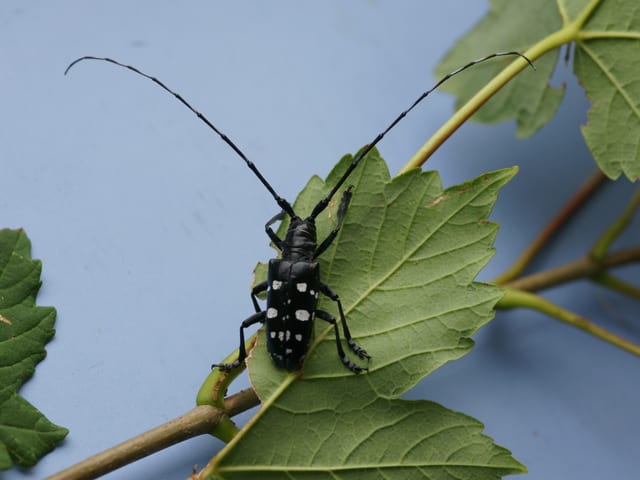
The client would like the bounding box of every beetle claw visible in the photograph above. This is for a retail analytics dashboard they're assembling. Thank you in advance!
[347,339,370,360]
[342,356,368,374]
[212,361,240,371]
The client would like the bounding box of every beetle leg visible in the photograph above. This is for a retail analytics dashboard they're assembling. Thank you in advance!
[314,186,353,258]
[265,210,286,250]
[213,310,265,371]
[251,280,268,313]
[316,310,367,373]
[320,282,370,360]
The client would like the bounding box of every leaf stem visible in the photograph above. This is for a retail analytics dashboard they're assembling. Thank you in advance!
[499,288,640,356]
[398,0,611,175]
[494,170,606,284]
[194,336,257,441]
[398,54,533,173]
[570,0,603,30]
[45,389,260,480]
[502,247,640,292]
[45,406,222,480]
[198,370,298,479]
[399,29,575,173]
[499,245,640,356]
[578,30,640,41]
[590,187,640,260]
[595,272,640,299]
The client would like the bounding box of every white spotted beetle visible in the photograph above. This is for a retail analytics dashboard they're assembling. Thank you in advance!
[65,52,531,374]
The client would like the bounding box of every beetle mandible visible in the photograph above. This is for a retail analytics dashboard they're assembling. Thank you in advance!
[65,52,532,373]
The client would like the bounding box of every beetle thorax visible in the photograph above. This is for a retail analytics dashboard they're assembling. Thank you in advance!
[281,217,317,262]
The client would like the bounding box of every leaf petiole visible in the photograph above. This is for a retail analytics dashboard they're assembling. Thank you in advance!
[494,170,606,285]
[591,188,640,260]
[499,288,640,355]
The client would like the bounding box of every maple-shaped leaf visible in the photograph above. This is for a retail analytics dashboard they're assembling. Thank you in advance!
[197,151,524,479]
[0,229,68,470]
[435,0,640,181]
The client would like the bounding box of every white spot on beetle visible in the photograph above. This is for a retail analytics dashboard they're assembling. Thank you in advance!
[295,310,310,321]
[295,333,303,342]
[272,280,282,290]
[285,348,293,354]
[309,289,315,296]
[267,307,278,319]
[278,331,285,341]
[296,282,308,292]
[270,331,276,339]
[286,330,291,341]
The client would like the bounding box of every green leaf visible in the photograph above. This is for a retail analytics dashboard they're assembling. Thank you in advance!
[434,0,640,180]
[199,152,523,479]
[575,0,640,180]
[0,229,68,470]
[434,0,563,138]
[212,387,525,480]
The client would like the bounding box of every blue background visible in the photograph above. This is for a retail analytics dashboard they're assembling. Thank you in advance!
[2,1,638,479]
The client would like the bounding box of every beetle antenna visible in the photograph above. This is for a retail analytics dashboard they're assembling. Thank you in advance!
[64,56,297,218]
[310,51,534,219]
